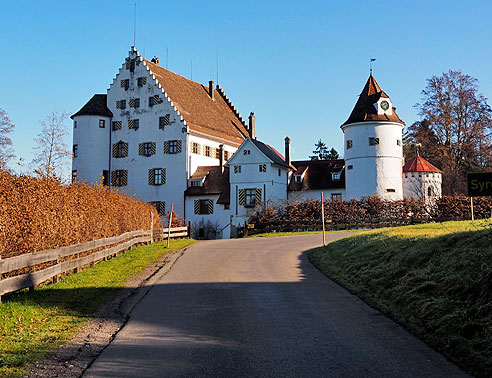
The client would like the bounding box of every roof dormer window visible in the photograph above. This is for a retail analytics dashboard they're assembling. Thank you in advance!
[295,175,302,183]
[190,180,202,187]
[375,98,393,116]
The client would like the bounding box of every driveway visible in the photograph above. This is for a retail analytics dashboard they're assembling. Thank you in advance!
[84,233,468,377]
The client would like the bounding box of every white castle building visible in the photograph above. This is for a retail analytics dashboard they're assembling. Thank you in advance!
[72,47,442,238]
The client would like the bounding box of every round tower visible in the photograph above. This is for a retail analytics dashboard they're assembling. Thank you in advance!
[403,153,442,205]
[71,94,113,184]
[341,74,405,200]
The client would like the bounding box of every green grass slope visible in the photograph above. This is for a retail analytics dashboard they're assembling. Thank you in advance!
[0,239,195,378]
[309,220,492,378]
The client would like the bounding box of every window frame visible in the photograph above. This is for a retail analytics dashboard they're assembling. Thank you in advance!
[198,199,212,215]
[192,142,199,154]
[169,140,178,154]
[244,188,256,207]
[73,144,78,158]
[259,164,267,173]
[153,168,163,185]
[369,137,379,146]
[346,140,353,149]
[99,119,105,128]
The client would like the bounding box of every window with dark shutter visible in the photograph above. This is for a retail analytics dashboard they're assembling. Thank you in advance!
[148,168,164,185]
[139,142,156,156]
[194,199,214,214]
[128,119,139,129]
[138,77,147,87]
[112,141,128,158]
[111,170,128,187]
[112,121,122,130]
[121,79,129,90]
[150,201,166,215]
[159,114,170,128]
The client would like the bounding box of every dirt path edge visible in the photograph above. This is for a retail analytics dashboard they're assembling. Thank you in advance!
[25,245,191,378]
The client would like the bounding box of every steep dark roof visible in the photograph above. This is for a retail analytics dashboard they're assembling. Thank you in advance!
[251,139,295,169]
[341,74,404,126]
[185,166,230,204]
[403,155,442,173]
[289,159,345,191]
[143,58,249,146]
[71,94,113,119]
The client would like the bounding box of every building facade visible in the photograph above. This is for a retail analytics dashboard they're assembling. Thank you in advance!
[72,48,442,238]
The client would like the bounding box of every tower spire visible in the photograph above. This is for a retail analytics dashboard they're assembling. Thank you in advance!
[370,56,376,75]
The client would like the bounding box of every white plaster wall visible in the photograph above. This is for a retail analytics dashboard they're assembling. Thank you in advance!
[184,195,232,238]
[342,122,403,200]
[72,115,110,184]
[188,134,237,178]
[288,189,346,201]
[227,139,289,227]
[403,172,442,204]
[107,49,189,216]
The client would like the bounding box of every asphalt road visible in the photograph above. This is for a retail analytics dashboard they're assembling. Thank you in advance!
[84,234,469,378]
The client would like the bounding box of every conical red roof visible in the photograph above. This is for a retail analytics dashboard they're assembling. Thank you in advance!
[342,74,405,126]
[403,155,442,173]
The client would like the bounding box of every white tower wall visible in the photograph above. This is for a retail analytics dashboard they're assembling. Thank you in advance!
[342,121,403,200]
[72,115,111,184]
[403,171,442,204]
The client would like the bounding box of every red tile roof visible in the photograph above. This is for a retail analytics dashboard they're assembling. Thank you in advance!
[289,159,345,191]
[143,59,249,146]
[342,74,404,126]
[71,94,113,119]
[250,139,296,170]
[403,156,442,173]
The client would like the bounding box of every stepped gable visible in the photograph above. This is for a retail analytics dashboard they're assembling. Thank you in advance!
[289,159,345,191]
[71,94,113,119]
[143,59,249,146]
[342,74,404,126]
[185,166,230,204]
[403,155,442,173]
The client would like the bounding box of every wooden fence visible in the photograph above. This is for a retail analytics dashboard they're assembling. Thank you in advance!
[0,225,190,302]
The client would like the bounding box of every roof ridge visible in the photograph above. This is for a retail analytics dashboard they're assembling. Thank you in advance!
[215,84,247,129]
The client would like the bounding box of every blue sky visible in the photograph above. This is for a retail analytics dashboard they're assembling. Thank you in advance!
[2,0,492,173]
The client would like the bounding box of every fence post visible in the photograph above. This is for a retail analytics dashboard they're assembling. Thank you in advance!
[321,192,326,246]
[167,204,173,248]
[53,258,59,283]
[151,211,154,244]
[470,197,475,221]
[188,221,193,238]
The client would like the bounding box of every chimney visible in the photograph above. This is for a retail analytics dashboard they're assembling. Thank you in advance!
[284,136,291,166]
[219,144,224,173]
[209,80,214,100]
[248,112,255,139]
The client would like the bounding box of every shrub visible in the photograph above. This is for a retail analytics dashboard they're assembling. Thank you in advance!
[0,171,163,258]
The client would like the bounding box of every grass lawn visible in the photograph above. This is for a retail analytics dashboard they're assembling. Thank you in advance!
[309,220,492,378]
[0,239,195,378]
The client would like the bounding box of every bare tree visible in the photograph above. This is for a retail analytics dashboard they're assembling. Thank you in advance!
[31,111,72,179]
[413,70,492,194]
[0,108,15,170]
